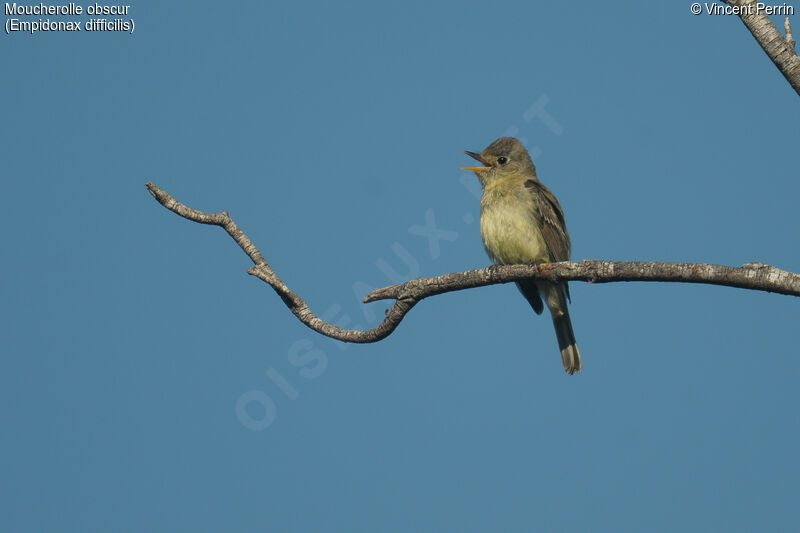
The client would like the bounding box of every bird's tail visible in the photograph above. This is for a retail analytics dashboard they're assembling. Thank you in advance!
[553,311,581,375]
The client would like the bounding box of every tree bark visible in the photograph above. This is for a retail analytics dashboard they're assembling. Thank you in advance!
[723,1,800,95]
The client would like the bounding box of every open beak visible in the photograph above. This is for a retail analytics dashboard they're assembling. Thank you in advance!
[461,151,492,172]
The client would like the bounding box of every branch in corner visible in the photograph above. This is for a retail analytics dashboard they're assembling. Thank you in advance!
[723,1,800,95]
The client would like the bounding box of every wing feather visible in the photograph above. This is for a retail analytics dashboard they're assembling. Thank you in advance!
[524,179,571,262]
[524,179,572,302]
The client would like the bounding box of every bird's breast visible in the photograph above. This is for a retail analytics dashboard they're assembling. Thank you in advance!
[480,186,548,265]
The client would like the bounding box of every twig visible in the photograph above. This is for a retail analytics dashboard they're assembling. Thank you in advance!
[147,182,800,344]
[146,182,416,343]
[786,16,796,51]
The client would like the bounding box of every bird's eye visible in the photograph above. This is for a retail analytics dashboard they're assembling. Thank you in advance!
[497,156,508,165]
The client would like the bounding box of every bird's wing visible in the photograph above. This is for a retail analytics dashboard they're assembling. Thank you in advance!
[524,179,571,262]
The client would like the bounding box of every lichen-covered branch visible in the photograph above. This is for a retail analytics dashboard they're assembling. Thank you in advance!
[147,182,800,344]
[723,1,800,95]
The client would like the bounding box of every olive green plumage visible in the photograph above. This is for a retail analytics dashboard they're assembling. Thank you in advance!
[465,137,581,374]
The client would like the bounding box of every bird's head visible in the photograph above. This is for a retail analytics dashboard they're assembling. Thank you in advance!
[462,137,536,185]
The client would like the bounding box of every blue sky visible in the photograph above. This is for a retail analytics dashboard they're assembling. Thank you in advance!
[2,1,799,531]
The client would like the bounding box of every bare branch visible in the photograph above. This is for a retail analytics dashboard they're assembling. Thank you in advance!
[723,1,800,95]
[364,261,800,302]
[147,183,800,344]
[146,182,416,343]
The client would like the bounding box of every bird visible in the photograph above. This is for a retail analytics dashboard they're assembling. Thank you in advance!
[462,137,581,374]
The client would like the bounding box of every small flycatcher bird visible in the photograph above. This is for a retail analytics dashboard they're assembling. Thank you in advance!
[462,137,581,374]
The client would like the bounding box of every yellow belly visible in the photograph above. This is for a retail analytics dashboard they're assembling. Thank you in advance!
[480,192,548,265]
